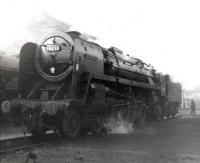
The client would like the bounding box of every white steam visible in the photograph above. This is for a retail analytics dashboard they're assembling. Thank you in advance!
[104,111,134,134]
[27,14,71,42]
[0,14,71,70]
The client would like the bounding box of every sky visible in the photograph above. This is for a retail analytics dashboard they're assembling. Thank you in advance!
[0,0,200,90]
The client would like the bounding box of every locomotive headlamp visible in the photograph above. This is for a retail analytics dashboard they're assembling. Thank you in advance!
[91,84,95,89]
[1,100,11,113]
[50,67,55,74]
[75,63,79,71]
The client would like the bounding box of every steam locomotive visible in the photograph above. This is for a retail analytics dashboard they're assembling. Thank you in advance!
[0,55,18,115]
[5,30,182,137]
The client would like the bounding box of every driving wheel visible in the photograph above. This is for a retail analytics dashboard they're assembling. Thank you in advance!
[63,110,81,138]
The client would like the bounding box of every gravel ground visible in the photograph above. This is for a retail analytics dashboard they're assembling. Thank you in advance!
[1,111,200,163]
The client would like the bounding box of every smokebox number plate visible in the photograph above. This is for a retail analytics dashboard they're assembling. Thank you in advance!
[45,45,60,52]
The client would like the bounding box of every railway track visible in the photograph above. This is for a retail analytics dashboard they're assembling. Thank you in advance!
[0,133,59,154]
[0,114,181,155]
